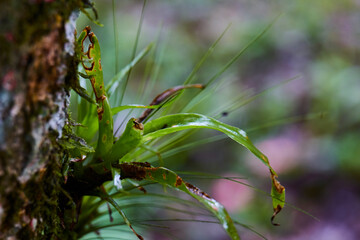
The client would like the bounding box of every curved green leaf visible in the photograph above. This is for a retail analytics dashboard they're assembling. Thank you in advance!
[143,113,271,169]
[142,113,285,223]
[111,104,159,116]
[116,163,240,240]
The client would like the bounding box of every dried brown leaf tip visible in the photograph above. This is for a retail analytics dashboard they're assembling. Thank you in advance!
[271,205,282,226]
[270,171,285,226]
[137,84,204,123]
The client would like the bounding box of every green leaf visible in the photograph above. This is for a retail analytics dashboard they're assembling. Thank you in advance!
[142,113,285,223]
[76,104,98,144]
[106,43,153,97]
[143,113,270,168]
[107,118,144,164]
[182,16,280,113]
[116,163,240,240]
[111,104,159,116]
[117,0,148,106]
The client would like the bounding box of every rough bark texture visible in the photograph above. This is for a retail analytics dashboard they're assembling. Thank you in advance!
[0,0,86,239]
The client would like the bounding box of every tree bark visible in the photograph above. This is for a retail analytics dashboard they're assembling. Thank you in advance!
[0,0,85,239]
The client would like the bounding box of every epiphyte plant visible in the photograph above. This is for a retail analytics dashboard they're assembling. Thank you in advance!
[63,25,285,240]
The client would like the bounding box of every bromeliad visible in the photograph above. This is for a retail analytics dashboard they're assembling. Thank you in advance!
[64,26,285,240]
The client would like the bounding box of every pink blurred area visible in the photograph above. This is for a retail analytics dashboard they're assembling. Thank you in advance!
[246,130,303,176]
[211,174,254,213]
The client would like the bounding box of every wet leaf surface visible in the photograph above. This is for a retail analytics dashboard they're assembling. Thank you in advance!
[116,162,240,240]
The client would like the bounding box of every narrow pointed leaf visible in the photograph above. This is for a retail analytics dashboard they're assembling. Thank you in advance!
[111,104,160,116]
[106,43,153,97]
[143,113,270,168]
[118,0,148,105]
[142,113,285,222]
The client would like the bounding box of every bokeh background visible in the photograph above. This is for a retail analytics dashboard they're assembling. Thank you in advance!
[75,0,360,239]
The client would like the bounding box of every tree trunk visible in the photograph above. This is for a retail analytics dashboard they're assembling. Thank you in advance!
[0,1,85,239]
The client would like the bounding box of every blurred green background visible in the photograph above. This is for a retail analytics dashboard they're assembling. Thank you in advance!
[75,0,360,239]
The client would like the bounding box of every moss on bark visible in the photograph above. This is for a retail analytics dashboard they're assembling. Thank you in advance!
[0,0,90,239]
